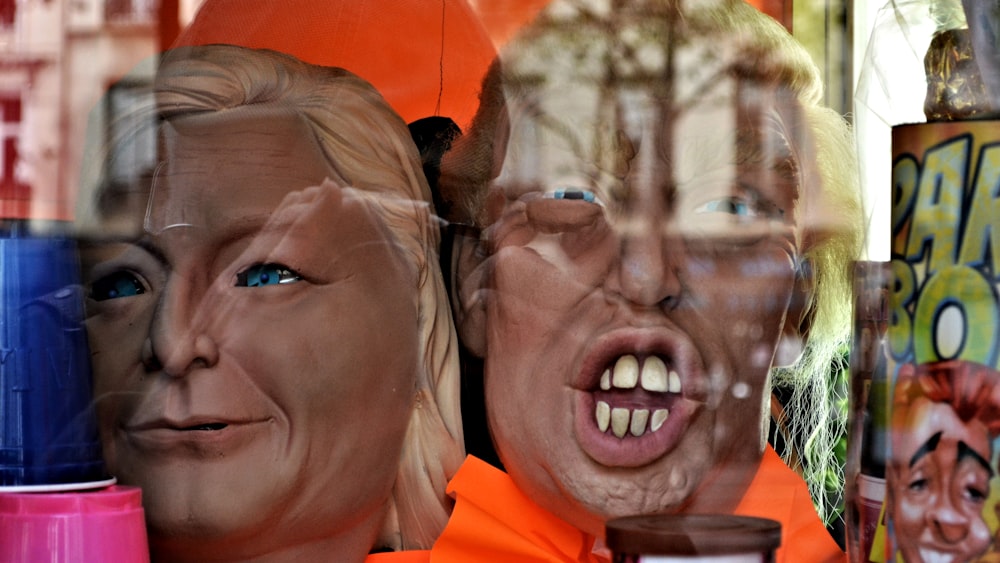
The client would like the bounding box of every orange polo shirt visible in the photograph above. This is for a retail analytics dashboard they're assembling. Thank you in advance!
[430,447,845,562]
[734,447,846,562]
[365,550,430,562]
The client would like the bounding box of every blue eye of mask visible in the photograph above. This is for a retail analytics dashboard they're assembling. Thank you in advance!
[91,271,146,301]
[699,198,750,216]
[236,264,301,287]
[552,189,597,203]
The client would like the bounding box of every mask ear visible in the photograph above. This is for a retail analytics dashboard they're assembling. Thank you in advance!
[774,259,815,368]
[447,224,489,358]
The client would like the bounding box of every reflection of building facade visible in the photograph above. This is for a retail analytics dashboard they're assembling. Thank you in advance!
[64,0,160,222]
[0,0,63,218]
[0,0,177,221]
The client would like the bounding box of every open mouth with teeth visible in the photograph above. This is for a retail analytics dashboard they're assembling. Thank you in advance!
[574,339,701,468]
[594,354,682,439]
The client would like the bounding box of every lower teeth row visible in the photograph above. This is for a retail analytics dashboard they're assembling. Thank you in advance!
[596,401,669,438]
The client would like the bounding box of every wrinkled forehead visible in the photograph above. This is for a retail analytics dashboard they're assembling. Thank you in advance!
[144,107,336,234]
[495,72,802,211]
[94,106,337,234]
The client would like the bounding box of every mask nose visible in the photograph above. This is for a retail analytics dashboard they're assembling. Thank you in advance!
[611,220,684,310]
[143,277,220,377]
[929,496,972,545]
[607,107,686,310]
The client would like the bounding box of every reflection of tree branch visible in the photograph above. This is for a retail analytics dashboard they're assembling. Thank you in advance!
[666,66,736,122]
[505,0,744,196]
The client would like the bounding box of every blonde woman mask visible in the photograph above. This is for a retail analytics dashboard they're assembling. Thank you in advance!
[79,45,463,562]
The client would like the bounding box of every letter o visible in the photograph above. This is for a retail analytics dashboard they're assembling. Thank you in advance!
[913,265,998,365]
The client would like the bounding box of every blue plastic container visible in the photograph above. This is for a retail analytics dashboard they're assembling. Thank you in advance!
[0,222,111,490]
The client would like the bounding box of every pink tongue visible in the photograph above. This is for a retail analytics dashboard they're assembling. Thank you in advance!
[593,389,675,410]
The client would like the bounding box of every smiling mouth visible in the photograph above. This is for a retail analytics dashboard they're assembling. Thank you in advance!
[593,354,683,438]
[918,548,961,563]
[127,420,232,432]
[123,418,268,453]
[179,423,228,431]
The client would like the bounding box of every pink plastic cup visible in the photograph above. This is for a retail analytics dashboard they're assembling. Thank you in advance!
[0,485,149,563]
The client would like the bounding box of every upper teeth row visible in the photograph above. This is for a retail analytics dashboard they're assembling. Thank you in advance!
[599,355,681,393]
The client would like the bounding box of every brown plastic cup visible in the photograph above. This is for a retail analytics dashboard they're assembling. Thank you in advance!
[606,514,781,562]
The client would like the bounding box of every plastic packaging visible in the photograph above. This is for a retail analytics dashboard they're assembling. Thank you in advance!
[857,0,998,127]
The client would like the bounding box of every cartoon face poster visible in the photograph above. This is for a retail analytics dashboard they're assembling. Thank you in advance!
[886,120,1000,563]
